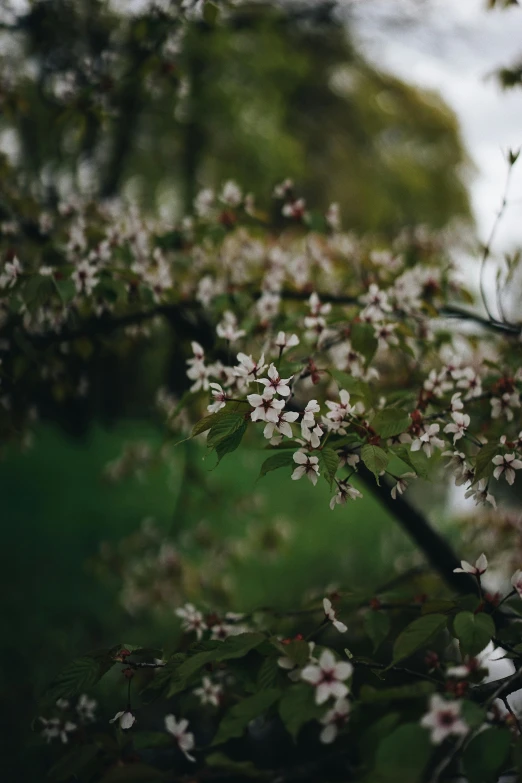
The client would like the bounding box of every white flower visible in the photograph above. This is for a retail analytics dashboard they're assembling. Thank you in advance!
[319,698,350,744]
[325,203,341,231]
[465,479,496,508]
[194,676,222,707]
[76,694,97,723]
[40,717,77,743]
[325,390,354,424]
[411,423,445,458]
[0,255,22,288]
[443,412,470,444]
[235,352,267,381]
[186,360,210,393]
[216,311,246,343]
[282,198,306,219]
[263,410,299,440]
[301,649,353,705]
[456,367,482,399]
[248,389,285,423]
[511,569,522,597]
[165,714,196,762]
[110,710,135,730]
[359,283,392,321]
[492,453,522,485]
[301,422,323,449]
[207,383,228,413]
[449,392,464,412]
[220,180,242,207]
[194,188,214,218]
[390,472,416,499]
[446,664,476,679]
[291,452,320,485]
[258,364,293,397]
[323,598,347,633]
[453,553,487,576]
[491,392,520,422]
[329,480,362,509]
[175,603,207,639]
[374,322,398,349]
[71,260,99,295]
[423,369,452,398]
[273,178,294,198]
[302,399,321,428]
[420,695,468,745]
[275,331,299,352]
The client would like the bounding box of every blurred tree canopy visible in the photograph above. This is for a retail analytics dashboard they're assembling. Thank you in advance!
[1,0,471,237]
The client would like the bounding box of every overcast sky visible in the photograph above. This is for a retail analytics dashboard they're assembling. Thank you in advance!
[346,0,522,253]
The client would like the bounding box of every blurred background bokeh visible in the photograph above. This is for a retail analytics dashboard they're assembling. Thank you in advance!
[0,0,521,777]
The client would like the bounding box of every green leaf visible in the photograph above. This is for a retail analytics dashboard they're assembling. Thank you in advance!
[279,684,324,739]
[392,614,447,665]
[373,723,432,783]
[215,420,247,462]
[461,700,487,729]
[329,370,369,398]
[206,753,265,778]
[47,744,99,781]
[167,633,265,696]
[257,657,280,690]
[371,408,411,439]
[364,610,391,651]
[453,612,495,656]
[360,682,435,703]
[281,640,310,668]
[212,689,280,745]
[320,447,340,487]
[42,650,116,707]
[207,413,246,449]
[132,731,173,750]
[463,728,511,783]
[203,1,219,25]
[361,444,389,479]
[351,322,378,363]
[474,442,499,484]
[259,451,295,479]
[360,713,400,763]
[393,445,430,479]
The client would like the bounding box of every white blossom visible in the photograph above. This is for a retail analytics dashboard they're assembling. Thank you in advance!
[76,694,97,723]
[453,553,487,576]
[263,410,299,440]
[110,710,135,730]
[411,423,445,458]
[207,382,228,413]
[248,389,285,423]
[511,569,522,598]
[329,479,362,509]
[390,472,416,499]
[0,255,22,288]
[491,392,520,422]
[291,452,320,485]
[175,603,207,639]
[235,352,267,381]
[443,412,470,444]
[258,364,293,397]
[319,698,350,744]
[464,479,496,508]
[301,649,353,705]
[220,180,242,207]
[194,676,222,707]
[194,188,214,218]
[323,597,347,633]
[71,260,99,295]
[275,331,299,352]
[325,390,354,425]
[165,714,196,761]
[216,311,246,343]
[492,453,522,485]
[420,695,468,745]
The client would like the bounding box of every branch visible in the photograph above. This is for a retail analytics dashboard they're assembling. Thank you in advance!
[356,466,478,596]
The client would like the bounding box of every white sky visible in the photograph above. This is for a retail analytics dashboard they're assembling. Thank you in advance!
[347,0,522,253]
